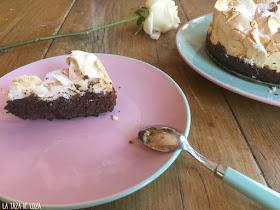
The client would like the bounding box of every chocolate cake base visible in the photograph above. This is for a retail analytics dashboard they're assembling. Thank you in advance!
[4,89,117,120]
[206,34,280,86]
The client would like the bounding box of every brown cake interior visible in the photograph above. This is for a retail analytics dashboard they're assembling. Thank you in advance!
[4,88,117,120]
[206,34,280,86]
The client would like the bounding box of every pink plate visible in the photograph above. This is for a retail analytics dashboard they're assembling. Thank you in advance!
[0,54,191,209]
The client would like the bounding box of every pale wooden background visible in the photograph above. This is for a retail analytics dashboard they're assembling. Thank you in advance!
[0,0,279,209]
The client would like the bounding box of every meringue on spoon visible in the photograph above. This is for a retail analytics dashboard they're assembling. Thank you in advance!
[138,126,280,209]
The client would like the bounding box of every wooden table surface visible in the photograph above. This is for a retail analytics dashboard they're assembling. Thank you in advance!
[0,0,279,209]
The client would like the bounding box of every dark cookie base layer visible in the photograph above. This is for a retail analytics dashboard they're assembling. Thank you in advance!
[5,88,117,120]
[206,34,280,86]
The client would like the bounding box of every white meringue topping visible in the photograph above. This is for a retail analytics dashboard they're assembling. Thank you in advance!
[6,51,113,101]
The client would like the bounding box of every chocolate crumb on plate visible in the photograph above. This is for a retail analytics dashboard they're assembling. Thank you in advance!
[111,115,118,120]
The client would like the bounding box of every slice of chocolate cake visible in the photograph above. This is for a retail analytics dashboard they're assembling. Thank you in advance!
[2,50,117,120]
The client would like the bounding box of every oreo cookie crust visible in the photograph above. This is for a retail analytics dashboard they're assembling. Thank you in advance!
[206,34,280,86]
[4,88,117,120]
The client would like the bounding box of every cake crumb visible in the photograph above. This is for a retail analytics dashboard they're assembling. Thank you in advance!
[83,75,89,80]
[111,115,118,120]
[0,88,8,95]
[268,86,277,93]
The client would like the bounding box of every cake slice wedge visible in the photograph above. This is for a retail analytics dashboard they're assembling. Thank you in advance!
[2,50,117,120]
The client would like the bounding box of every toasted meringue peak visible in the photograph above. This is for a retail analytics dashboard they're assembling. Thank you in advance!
[266,39,279,52]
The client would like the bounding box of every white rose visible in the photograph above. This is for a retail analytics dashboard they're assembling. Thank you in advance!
[143,0,181,40]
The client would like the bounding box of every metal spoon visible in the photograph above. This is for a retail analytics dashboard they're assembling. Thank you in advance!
[138,126,280,209]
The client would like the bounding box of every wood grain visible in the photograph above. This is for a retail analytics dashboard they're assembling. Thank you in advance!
[224,90,280,192]
[0,0,33,41]
[0,0,74,77]
[178,0,216,20]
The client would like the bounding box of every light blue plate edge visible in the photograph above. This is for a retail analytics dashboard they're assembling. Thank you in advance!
[0,54,191,209]
[176,13,280,107]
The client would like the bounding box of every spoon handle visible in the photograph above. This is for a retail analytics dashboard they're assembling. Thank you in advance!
[219,165,280,209]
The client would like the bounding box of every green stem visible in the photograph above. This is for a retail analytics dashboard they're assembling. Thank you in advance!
[0,16,140,51]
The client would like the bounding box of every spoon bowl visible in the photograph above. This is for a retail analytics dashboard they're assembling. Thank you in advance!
[138,126,218,171]
[138,125,280,209]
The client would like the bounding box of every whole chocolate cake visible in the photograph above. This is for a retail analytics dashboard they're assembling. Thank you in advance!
[2,50,117,120]
[206,0,280,86]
